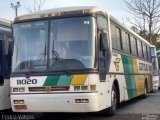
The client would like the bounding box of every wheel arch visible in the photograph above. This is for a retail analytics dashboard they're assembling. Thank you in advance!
[113,79,120,104]
[145,77,148,91]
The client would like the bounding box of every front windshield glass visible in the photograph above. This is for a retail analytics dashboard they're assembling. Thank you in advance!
[12,21,48,72]
[49,17,95,71]
[151,47,159,76]
[152,58,159,76]
[12,16,95,73]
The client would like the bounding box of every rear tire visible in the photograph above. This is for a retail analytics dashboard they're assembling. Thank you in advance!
[101,84,117,116]
[141,81,148,99]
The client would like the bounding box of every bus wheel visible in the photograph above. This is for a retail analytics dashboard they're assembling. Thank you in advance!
[102,84,117,116]
[141,81,148,98]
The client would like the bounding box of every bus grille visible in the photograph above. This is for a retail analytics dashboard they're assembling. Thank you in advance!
[28,86,70,92]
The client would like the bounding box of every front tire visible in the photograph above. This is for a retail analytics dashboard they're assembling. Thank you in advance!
[101,84,117,116]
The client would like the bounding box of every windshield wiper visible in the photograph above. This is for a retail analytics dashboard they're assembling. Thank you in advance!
[51,41,71,74]
[52,50,62,61]
[25,42,47,78]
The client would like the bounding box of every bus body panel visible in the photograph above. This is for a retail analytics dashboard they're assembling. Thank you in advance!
[109,53,152,99]
[11,53,152,112]
[11,93,99,112]
[0,79,10,110]
[11,74,112,112]
[0,20,12,110]
[11,6,153,113]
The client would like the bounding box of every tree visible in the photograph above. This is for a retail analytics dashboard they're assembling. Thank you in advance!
[26,0,46,13]
[124,0,160,45]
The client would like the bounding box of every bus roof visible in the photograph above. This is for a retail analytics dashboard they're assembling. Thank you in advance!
[15,6,151,46]
[0,18,12,27]
[15,6,106,21]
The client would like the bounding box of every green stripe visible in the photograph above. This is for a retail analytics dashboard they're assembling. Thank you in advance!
[121,55,137,99]
[57,75,72,86]
[43,76,60,86]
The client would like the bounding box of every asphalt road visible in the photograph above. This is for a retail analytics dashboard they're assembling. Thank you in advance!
[1,91,160,120]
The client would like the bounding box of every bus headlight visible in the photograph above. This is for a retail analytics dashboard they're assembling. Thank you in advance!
[13,100,24,104]
[75,99,82,103]
[74,85,96,92]
[19,87,25,92]
[75,99,89,103]
[82,99,89,103]
[81,86,88,90]
[13,88,18,92]
[14,100,19,104]
[13,87,25,92]
[74,86,80,91]
[19,100,24,104]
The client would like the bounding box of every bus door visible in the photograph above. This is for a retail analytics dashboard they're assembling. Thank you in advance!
[98,29,110,81]
[97,16,111,82]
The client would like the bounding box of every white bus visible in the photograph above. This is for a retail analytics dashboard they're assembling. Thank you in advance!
[0,18,12,110]
[156,49,160,90]
[11,6,153,115]
[150,46,159,90]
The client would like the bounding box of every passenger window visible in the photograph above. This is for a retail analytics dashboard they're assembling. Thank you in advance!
[111,24,122,50]
[137,40,143,57]
[130,36,137,55]
[111,24,117,49]
[147,46,151,61]
[115,27,122,50]
[143,44,147,59]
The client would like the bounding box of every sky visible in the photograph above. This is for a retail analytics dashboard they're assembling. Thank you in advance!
[0,0,131,24]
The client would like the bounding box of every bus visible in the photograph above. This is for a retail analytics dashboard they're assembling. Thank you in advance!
[0,18,12,110]
[150,46,159,90]
[156,49,160,90]
[11,6,153,115]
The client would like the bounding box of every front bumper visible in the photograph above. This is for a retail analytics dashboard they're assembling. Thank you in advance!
[11,92,100,112]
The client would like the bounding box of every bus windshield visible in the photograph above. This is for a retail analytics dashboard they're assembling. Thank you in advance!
[151,47,159,76]
[12,16,95,73]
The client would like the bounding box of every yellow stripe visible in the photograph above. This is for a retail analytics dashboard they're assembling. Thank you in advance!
[147,75,153,92]
[132,58,138,73]
[132,59,144,95]
[71,74,87,85]
[135,75,145,96]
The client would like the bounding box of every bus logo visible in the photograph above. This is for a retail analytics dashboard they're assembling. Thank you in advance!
[45,86,51,93]
[114,58,121,71]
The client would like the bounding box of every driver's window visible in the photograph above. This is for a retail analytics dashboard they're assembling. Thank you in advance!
[97,16,110,49]
[97,16,108,30]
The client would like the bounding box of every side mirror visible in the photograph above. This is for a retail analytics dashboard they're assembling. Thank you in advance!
[100,31,108,51]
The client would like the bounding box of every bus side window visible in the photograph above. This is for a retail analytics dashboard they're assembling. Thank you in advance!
[97,16,108,30]
[111,24,122,50]
[130,36,137,56]
[143,44,147,59]
[137,40,143,58]
[147,46,151,61]
[122,32,130,53]
[97,16,110,50]
[115,27,122,50]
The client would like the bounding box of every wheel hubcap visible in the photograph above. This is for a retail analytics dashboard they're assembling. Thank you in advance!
[144,85,147,95]
[112,90,117,110]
